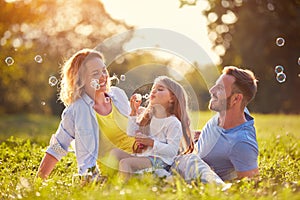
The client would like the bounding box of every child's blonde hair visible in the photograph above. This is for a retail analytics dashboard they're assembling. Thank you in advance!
[59,49,107,106]
[138,76,193,152]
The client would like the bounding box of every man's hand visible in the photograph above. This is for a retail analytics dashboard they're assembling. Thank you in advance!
[236,168,259,179]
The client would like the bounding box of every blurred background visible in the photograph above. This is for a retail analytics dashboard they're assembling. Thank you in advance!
[0,0,299,115]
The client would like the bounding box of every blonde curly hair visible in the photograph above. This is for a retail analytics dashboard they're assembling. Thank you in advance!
[59,49,105,106]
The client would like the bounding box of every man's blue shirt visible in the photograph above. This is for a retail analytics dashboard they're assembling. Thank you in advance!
[196,111,258,180]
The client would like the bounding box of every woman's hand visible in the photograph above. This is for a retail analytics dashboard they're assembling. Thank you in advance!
[194,130,202,142]
[130,94,142,116]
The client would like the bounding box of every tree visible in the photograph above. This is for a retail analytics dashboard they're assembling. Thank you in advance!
[202,0,300,113]
[0,0,132,114]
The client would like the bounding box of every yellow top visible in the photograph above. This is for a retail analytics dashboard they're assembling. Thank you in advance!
[96,102,134,156]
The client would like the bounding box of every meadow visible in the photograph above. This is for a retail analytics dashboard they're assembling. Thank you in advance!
[0,112,299,199]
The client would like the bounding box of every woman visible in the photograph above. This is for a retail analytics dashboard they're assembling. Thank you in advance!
[37,48,134,181]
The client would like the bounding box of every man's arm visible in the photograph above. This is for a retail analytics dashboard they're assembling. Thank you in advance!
[230,141,259,180]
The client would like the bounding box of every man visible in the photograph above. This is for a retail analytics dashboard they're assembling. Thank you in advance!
[173,66,259,183]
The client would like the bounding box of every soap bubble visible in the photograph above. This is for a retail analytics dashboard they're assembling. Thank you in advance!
[274,65,284,74]
[276,37,285,47]
[48,76,58,87]
[276,72,286,83]
[152,186,158,192]
[143,94,150,99]
[34,55,43,63]
[41,101,46,106]
[105,97,111,103]
[267,3,275,11]
[90,79,100,90]
[5,57,14,66]
[135,94,142,101]
[120,74,126,81]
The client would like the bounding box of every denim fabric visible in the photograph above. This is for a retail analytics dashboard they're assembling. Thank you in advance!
[147,156,169,169]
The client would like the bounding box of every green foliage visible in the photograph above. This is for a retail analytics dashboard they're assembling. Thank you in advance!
[203,0,300,113]
[0,113,299,199]
[0,0,131,114]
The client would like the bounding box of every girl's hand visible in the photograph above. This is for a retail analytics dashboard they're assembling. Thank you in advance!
[135,136,154,147]
[130,94,142,116]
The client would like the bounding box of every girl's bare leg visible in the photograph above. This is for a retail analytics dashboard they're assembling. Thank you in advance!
[119,157,152,180]
[108,148,132,170]
[110,148,132,160]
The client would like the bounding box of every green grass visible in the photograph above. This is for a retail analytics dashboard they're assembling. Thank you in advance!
[0,114,59,145]
[0,112,299,199]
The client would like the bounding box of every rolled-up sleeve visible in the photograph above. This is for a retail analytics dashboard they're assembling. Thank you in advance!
[46,109,75,161]
[45,96,99,175]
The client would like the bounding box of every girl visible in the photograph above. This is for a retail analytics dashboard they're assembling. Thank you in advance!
[37,49,134,181]
[110,76,193,179]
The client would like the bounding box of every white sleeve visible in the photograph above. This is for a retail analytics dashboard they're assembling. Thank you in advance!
[152,120,183,159]
[127,116,139,137]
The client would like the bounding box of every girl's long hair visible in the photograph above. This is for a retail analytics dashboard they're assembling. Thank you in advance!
[59,49,106,106]
[137,76,193,153]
